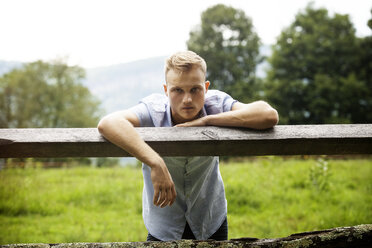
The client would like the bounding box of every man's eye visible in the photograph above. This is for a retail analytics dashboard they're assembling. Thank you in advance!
[191,88,199,93]
[175,88,183,93]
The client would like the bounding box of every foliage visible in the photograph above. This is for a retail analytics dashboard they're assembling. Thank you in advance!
[309,158,331,191]
[1,158,371,243]
[187,4,262,102]
[0,60,106,165]
[265,4,372,124]
[0,60,102,128]
[94,157,120,167]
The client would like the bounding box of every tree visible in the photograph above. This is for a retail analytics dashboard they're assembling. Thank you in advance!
[265,4,372,124]
[0,60,102,128]
[0,60,110,166]
[354,9,372,118]
[187,4,262,102]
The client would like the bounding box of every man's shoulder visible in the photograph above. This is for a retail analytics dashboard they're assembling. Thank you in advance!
[205,90,232,105]
[204,90,236,114]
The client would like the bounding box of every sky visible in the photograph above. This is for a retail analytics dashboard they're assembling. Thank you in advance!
[0,0,371,68]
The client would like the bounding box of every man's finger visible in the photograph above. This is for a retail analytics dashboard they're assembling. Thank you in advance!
[158,188,166,207]
[160,189,169,208]
[153,187,160,206]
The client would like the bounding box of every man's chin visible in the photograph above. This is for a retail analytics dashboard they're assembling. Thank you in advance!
[173,109,202,124]
[179,114,198,123]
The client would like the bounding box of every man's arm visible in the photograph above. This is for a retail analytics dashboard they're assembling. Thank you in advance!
[176,100,279,129]
[97,110,176,207]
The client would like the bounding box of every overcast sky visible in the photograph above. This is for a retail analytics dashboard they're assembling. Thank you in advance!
[0,0,371,68]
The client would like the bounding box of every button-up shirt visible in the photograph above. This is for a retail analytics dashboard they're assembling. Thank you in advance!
[129,90,237,241]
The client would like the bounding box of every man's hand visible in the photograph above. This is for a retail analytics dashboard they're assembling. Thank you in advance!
[151,162,177,208]
[175,116,208,127]
[98,110,177,208]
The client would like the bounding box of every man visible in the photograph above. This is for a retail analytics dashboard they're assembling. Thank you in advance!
[97,51,278,241]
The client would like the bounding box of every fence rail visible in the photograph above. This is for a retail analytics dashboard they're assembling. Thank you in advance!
[1,224,371,247]
[0,124,371,158]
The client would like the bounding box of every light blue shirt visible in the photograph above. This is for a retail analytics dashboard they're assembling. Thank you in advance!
[129,90,237,241]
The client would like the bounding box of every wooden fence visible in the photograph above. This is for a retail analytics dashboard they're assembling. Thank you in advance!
[1,124,371,158]
[1,124,372,247]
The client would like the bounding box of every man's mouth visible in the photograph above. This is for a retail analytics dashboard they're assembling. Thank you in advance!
[182,106,194,110]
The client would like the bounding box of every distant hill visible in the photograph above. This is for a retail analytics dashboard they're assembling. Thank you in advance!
[85,56,167,114]
[84,46,270,114]
[0,46,270,115]
[0,57,167,114]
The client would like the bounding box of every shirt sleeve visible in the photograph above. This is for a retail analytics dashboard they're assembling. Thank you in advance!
[128,103,154,127]
[221,92,238,112]
[205,90,238,114]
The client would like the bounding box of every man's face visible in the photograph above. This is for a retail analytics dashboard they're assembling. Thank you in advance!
[164,67,210,125]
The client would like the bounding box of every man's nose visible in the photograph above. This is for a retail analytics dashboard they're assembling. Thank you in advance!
[183,93,192,104]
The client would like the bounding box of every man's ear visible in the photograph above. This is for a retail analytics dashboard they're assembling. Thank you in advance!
[163,84,168,97]
[205,81,210,92]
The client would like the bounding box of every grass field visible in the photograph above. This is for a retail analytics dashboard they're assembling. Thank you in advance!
[0,157,371,244]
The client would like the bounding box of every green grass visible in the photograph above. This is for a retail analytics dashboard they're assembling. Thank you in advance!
[222,157,372,239]
[0,166,144,243]
[0,157,371,244]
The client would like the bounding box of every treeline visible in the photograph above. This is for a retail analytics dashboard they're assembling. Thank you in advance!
[0,60,102,128]
[0,61,116,167]
[1,4,371,129]
[188,3,372,124]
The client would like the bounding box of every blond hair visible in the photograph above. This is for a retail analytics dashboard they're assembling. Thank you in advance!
[165,51,207,80]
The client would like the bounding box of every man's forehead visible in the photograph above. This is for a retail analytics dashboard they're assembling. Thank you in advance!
[168,82,205,88]
[166,67,205,82]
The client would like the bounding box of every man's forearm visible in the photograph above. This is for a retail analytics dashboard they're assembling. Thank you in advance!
[176,100,278,129]
[206,101,278,129]
[98,116,163,168]
[98,114,176,207]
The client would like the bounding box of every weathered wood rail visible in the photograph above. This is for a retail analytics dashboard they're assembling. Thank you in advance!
[0,124,371,158]
[1,224,371,248]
